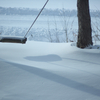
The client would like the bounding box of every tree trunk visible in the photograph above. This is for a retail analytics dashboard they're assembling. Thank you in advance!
[77,0,93,48]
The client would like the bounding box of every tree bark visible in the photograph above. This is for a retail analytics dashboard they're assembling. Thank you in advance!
[77,0,93,48]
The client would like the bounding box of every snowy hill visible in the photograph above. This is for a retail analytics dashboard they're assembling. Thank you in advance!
[0,41,100,100]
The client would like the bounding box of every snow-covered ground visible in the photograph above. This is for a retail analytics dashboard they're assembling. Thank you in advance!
[0,0,100,99]
[0,41,100,100]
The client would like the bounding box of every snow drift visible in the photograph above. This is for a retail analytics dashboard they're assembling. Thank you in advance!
[0,41,100,100]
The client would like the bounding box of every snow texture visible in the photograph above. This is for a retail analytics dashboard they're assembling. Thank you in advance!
[0,41,100,100]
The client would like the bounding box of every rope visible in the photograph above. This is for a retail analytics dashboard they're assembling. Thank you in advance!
[24,0,49,38]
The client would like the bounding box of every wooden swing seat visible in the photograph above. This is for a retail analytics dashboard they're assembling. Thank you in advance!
[0,36,27,44]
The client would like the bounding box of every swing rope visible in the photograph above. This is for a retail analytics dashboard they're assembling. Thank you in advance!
[24,0,49,38]
[0,0,49,44]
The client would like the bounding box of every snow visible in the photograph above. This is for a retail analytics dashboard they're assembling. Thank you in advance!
[0,0,100,99]
[0,35,25,40]
[0,41,100,100]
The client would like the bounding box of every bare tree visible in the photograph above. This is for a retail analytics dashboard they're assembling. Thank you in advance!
[77,0,93,48]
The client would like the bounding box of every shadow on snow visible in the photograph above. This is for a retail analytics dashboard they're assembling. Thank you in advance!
[25,54,62,62]
[9,62,100,97]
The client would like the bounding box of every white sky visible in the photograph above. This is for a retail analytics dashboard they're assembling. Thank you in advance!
[0,0,100,10]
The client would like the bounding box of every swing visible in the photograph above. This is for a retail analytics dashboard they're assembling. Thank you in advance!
[0,36,27,44]
[0,0,49,44]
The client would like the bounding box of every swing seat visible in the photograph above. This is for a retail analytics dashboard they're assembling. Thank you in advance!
[0,36,27,44]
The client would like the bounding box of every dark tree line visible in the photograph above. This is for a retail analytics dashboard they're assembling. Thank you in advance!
[0,7,76,16]
[0,6,99,17]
